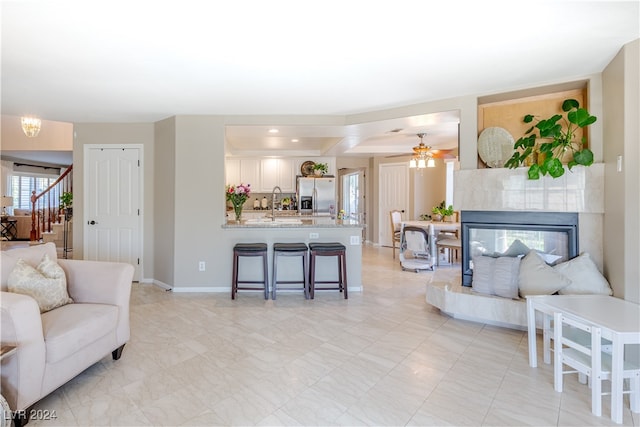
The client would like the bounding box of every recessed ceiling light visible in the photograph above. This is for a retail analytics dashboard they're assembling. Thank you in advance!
[268,128,279,134]
[291,138,299,143]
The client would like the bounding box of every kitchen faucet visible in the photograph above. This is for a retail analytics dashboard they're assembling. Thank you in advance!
[271,186,282,221]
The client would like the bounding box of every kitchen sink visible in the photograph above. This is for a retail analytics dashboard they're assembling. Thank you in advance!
[245,217,303,225]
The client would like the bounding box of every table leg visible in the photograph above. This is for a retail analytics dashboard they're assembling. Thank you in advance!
[611,337,623,424]
[527,297,538,368]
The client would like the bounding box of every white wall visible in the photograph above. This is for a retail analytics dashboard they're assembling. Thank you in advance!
[603,39,640,302]
[1,115,73,151]
[73,123,155,279]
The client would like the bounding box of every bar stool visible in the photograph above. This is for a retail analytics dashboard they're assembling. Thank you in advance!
[272,243,309,300]
[308,242,347,299]
[231,243,269,300]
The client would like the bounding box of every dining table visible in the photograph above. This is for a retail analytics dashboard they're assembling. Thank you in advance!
[526,294,640,424]
[400,220,460,265]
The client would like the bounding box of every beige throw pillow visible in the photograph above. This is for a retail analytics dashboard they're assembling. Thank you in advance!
[7,254,73,313]
[555,253,613,295]
[518,251,571,297]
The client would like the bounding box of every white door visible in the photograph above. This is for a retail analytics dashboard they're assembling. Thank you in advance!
[84,146,142,281]
[379,162,409,247]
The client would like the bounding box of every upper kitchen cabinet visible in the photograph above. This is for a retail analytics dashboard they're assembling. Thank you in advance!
[225,158,260,188]
[260,158,295,192]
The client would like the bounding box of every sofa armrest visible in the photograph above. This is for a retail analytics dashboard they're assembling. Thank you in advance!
[0,292,46,411]
[57,260,134,306]
[57,260,134,346]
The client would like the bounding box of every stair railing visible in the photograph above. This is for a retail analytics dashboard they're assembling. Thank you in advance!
[30,165,73,242]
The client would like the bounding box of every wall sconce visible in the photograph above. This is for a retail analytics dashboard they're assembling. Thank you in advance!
[21,116,42,137]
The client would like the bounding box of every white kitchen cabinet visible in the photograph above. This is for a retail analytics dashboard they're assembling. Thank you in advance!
[260,158,295,192]
[226,158,260,189]
[225,159,240,185]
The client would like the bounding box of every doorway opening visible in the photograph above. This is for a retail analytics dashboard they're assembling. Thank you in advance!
[338,167,366,242]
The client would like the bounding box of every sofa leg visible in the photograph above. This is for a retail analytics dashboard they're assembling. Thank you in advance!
[112,344,125,360]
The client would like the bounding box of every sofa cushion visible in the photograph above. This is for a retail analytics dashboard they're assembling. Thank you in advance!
[493,256,521,299]
[1,242,57,291]
[555,252,613,295]
[518,251,571,297]
[472,255,521,299]
[472,255,495,295]
[7,254,72,313]
[41,303,118,364]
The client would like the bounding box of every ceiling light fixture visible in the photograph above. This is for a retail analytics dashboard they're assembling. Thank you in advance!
[21,116,42,137]
[409,133,436,169]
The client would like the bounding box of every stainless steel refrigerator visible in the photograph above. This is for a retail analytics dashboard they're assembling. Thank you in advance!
[296,176,336,215]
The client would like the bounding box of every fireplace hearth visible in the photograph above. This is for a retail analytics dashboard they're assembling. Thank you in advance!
[460,210,579,286]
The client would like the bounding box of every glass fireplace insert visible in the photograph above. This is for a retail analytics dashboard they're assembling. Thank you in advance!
[460,210,579,286]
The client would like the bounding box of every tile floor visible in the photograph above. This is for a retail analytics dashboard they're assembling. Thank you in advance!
[23,244,638,426]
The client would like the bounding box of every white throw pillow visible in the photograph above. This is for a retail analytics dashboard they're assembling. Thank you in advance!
[518,251,571,297]
[493,256,521,299]
[472,256,495,295]
[555,253,613,295]
[7,253,73,313]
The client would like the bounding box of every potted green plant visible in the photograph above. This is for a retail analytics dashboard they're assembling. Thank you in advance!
[60,191,73,220]
[313,162,328,176]
[431,201,446,221]
[504,98,596,179]
[441,205,455,222]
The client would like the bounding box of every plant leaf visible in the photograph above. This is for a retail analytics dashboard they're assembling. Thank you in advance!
[562,99,579,112]
[573,148,594,166]
[514,134,536,149]
[568,108,597,127]
[504,152,521,169]
[544,158,565,178]
[538,142,554,153]
[528,164,541,180]
[523,114,535,123]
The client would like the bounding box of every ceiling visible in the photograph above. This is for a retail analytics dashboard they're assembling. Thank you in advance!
[1,1,638,158]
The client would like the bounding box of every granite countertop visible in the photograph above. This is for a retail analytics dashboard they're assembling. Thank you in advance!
[222,218,363,228]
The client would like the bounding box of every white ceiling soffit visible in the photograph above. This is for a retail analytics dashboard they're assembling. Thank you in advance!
[224,110,460,157]
[2,1,638,158]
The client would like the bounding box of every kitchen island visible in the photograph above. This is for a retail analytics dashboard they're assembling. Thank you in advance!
[222,217,364,292]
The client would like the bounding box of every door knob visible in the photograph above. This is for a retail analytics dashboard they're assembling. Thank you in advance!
[88,220,98,225]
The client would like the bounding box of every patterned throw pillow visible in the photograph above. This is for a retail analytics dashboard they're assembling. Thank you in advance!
[7,254,73,313]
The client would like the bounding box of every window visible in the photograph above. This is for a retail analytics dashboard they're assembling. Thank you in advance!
[10,174,59,209]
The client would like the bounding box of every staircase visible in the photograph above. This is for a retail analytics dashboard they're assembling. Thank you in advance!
[41,218,72,247]
[31,165,73,255]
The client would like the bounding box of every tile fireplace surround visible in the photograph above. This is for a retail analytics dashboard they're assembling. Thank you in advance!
[454,164,604,270]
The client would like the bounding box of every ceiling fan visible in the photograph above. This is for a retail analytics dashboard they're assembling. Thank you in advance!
[387,133,455,167]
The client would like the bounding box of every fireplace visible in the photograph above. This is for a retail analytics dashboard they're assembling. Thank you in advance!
[460,210,579,286]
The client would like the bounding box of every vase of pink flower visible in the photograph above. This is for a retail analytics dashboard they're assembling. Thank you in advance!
[226,183,251,221]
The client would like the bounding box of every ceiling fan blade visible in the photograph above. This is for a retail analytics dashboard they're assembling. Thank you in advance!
[430,149,456,159]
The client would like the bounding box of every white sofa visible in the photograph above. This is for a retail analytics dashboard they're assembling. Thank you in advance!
[0,243,134,423]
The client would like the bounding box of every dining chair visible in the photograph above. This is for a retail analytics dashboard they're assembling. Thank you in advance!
[553,311,640,417]
[389,210,402,259]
